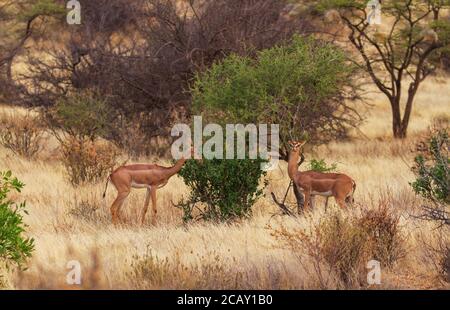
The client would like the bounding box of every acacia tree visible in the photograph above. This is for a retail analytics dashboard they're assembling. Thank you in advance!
[0,0,63,99]
[18,0,307,155]
[306,0,450,138]
[192,35,362,211]
[192,35,362,160]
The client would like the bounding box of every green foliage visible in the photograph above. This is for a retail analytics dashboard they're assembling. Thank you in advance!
[47,90,114,142]
[316,0,450,68]
[431,19,450,46]
[19,0,65,21]
[46,91,119,186]
[411,129,449,204]
[191,35,359,156]
[309,158,338,172]
[0,171,34,269]
[316,0,365,12]
[177,158,268,222]
[1,0,64,48]
[311,0,450,138]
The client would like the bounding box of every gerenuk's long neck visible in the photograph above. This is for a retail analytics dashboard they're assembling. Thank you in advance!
[165,157,188,178]
[287,149,300,180]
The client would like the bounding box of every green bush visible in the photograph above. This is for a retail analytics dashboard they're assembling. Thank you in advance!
[411,128,449,204]
[411,127,449,227]
[45,90,119,185]
[411,127,449,282]
[191,35,360,159]
[0,171,34,268]
[177,158,268,222]
[46,89,114,142]
[309,158,337,172]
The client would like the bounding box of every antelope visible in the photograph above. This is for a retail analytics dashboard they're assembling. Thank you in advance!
[288,140,356,211]
[103,149,193,225]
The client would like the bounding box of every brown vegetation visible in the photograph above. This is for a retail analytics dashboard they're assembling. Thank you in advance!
[0,78,448,289]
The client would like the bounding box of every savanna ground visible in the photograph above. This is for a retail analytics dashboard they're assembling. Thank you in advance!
[0,78,449,289]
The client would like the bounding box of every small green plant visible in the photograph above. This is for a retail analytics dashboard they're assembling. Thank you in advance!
[309,158,337,172]
[0,171,34,269]
[411,127,449,226]
[177,158,268,222]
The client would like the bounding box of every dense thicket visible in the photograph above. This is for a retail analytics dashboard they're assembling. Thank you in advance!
[7,0,310,155]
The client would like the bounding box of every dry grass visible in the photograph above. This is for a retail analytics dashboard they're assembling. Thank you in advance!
[0,78,449,289]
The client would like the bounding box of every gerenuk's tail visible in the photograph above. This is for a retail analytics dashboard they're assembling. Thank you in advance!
[102,175,111,198]
[346,180,356,204]
[350,180,356,203]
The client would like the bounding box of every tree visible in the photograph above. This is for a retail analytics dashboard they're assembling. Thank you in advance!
[0,0,64,99]
[17,0,308,156]
[191,35,361,160]
[309,0,450,138]
[192,35,361,211]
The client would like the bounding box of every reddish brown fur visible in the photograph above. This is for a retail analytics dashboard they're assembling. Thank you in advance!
[288,140,356,211]
[105,157,189,225]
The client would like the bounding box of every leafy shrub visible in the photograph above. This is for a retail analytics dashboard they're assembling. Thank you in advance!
[0,112,46,158]
[0,171,34,268]
[46,90,114,142]
[412,128,449,204]
[191,35,361,159]
[412,126,449,282]
[177,158,268,222]
[45,90,120,185]
[61,138,120,185]
[411,127,449,226]
[309,158,337,172]
[272,205,404,288]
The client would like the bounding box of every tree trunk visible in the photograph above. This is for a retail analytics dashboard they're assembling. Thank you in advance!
[391,98,407,139]
[393,122,407,139]
[399,85,419,140]
[433,9,439,21]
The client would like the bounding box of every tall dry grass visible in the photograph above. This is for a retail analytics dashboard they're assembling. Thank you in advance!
[0,78,449,289]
